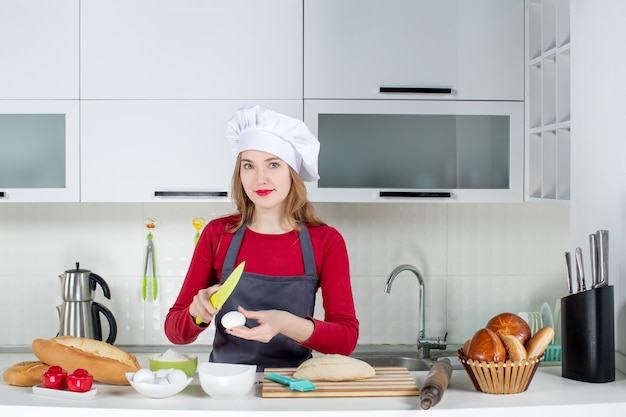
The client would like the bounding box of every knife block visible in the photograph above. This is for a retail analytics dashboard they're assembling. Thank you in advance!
[561,285,615,383]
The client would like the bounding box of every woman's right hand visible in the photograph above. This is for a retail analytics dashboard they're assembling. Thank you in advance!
[189,284,221,325]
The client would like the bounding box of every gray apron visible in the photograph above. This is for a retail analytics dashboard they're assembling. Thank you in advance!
[209,223,319,370]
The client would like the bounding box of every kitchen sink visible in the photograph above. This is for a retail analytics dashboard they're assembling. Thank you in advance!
[350,354,432,371]
[350,348,464,371]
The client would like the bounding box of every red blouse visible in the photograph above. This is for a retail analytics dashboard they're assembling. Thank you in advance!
[164,214,359,356]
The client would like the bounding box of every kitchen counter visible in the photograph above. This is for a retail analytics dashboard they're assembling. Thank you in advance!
[2,350,626,416]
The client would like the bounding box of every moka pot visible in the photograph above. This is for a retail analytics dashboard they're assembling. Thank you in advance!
[57,262,117,344]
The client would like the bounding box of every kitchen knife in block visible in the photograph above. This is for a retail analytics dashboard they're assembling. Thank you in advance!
[195,261,246,325]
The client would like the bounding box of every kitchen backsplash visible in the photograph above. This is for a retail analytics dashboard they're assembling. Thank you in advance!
[0,202,569,348]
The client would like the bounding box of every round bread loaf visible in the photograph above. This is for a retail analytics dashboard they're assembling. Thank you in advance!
[2,361,49,387]
[293,354,375,382]
[486,312,531,345]
[32,336,140,385]
[467,328,506,362]
[499,334,527,361]
[525,326,554,358]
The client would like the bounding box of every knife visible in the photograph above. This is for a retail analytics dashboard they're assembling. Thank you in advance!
[195,260,246,325]
[589,234,598,288]
[564,251,574,294]
[574,247,586,292]
[595,230,609,287]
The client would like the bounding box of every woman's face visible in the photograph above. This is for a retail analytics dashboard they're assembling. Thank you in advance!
[239,150,292,211]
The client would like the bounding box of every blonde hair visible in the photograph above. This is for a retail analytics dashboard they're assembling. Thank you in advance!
[229,154,325,232]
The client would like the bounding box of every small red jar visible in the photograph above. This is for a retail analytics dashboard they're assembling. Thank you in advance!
[66,369,94,393]
[43,365,67,390]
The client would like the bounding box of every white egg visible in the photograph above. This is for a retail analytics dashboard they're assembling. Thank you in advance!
[133,368,156,384]
[221,311,246,329]
[154,376,170,385]
[155,368,171,378]
[167,369,188,384]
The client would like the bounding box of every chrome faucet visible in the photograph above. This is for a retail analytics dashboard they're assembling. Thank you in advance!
[385,264,447,358]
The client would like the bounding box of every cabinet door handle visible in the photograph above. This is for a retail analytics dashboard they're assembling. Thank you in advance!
[379,87,453,94]
[379,191,452,198]
[154,191,228,198]
[0,191,4,198]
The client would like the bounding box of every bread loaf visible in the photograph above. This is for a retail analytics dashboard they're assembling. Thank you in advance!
[293,354,375,382]
[525,326,555,359]
[486,312,531,345]
[32,336,140,385]
[499,334,527,361]
[2,361,49,387]
[467,328,506,362]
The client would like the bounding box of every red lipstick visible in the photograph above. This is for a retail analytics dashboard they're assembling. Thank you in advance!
[255,189,273,197]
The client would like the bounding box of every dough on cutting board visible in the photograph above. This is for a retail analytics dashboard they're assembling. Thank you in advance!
[293,354,375,381]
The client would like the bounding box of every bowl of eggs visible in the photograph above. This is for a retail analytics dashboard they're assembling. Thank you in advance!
[126,368,192,398]
[149,349,198,377]
[198,362,256,399]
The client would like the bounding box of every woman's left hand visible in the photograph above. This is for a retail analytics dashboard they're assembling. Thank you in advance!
[226,306,314,343]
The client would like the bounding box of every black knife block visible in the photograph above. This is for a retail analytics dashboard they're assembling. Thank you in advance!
[561,285,615,383]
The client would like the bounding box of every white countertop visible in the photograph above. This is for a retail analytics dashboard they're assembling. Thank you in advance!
[2,351,626,416]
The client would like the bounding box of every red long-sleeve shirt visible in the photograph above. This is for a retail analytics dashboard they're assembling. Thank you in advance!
[164,214,359,356]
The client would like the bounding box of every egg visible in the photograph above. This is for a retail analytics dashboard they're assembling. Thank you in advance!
[221,311,246,329]
[154,376,169,385]
[167,369,188,384]
[133,368,156,384]
[155,368,171,378]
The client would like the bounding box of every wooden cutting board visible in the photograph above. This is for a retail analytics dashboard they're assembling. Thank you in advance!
[262,366,420,398]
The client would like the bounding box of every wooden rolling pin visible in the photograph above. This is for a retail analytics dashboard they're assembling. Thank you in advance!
[420,358,453,410]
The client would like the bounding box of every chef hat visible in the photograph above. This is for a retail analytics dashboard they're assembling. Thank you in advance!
[225,104,320,182]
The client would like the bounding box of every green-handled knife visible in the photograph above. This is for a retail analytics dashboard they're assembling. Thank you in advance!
[195,261,246,325]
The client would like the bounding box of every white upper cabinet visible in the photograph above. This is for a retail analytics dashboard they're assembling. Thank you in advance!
[0,100,80,202]
[80,0,302,100]
[0,0,79,99]
[304,0,524,101]
[80,100,302,202]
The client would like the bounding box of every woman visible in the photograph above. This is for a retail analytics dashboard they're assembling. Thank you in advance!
[164,104,359,370]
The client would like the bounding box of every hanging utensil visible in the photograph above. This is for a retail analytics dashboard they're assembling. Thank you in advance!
[142,218,158,301]
[192,217,205,246]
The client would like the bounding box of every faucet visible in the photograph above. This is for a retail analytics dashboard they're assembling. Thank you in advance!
[385,264,447,359]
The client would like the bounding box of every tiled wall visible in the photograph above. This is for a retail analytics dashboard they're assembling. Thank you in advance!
[0,202,569,348]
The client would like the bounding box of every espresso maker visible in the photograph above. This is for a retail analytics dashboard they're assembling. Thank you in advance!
[57,262,117,344]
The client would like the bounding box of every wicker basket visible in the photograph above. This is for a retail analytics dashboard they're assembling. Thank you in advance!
[457,348,543,394]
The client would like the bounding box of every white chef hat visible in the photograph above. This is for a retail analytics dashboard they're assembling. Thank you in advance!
[225,104,320,182]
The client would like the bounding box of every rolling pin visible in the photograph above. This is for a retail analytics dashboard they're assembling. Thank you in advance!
[420,358,453,410]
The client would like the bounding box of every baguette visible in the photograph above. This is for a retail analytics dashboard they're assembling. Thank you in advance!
[2,361,49,387]
[32,336,140,385]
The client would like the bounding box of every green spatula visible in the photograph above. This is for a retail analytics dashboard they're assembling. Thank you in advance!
[265,373,316,392]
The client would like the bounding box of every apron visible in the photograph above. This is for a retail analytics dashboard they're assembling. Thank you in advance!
[209,223,319,371]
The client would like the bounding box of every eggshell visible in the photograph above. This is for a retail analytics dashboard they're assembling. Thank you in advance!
[167,369,188,384]
[133,368,156,384]
[221,311,246,329]
[155,368,171,378]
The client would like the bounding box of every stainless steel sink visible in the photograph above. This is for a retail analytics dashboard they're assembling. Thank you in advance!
[351,348,463,371]
[350,354,432,371]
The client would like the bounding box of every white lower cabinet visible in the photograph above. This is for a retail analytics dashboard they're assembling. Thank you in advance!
[80,100,303,202]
